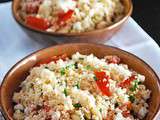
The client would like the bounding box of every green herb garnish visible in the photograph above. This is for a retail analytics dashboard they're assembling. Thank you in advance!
[130,110,135,115]
[84,116,90,120]
[66,64,75,69]
[85,65,93,70]
[138,81,142,85]
[73,103,82,108]
[99,108,102,113]
[115,102,119,107]
[93,76,98,81]
[75,83,80,89]
[64,88,68,97]
[44,66,49,69]
[129,95,135,103]
[79,58,84,60]
[60,68,65,75]
[130,80,139,92]
[130,87,135,92]
[74,62,78,69]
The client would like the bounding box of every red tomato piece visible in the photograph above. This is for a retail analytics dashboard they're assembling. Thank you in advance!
[45,117,52,120]
[105,56,121,64]
[94,71,106,80]
[35,54,68,66]
[119,101,132,110]
[126,101,132,110]
[118,102,132,118]
[60,53,68,61]
[45,118,51,120]
[106,110,115,120]
[57,10,74,25]
[122,110,130,118]
[26,3,39,14]
[96,80,112,96]
[26,16,50,30]
[118,75,136,88]
[43,105,51,112]
[94,71,112,96]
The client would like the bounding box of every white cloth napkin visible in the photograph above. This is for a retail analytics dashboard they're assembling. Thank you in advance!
[0,2,160,119]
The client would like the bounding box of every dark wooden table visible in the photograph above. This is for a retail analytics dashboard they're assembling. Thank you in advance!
[1,0,160,46]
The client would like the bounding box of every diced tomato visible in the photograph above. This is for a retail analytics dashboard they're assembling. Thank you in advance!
[119,102,132,118]
[118,75,136,88]
[45,118,51,120]
[105,56,120,64]
[26,3,39,14]
[60,53,68,61]
[122,110,130,118]
[57,10,74,25]
[106,110,115,120]
[43,105,51,112]
[94,71,106,80]
[119,102,132,110]
[35,54,68,66]
[45,117,52,120]
[26,16,50,30]
[126,101,132,110]
[94,71,112,96]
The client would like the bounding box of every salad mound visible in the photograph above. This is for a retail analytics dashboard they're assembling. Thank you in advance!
[19,0,125,33]
[13,52,151,120]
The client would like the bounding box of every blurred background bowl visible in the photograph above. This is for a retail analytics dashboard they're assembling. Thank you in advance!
[12,0,133,43]
[0,43,160,120]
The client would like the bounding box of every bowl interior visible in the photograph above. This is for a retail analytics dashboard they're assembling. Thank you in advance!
[12,0,132,36]
[1,43,160,120]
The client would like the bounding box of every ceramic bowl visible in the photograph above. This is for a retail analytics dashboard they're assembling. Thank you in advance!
[12,0,133,43]
[1,43,160,120]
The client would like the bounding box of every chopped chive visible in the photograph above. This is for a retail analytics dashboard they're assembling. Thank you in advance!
[130,87,135,92]
[73,103,82,108]
[60,68,65,75]
[130,80,139,92]
[36,105,42,111]
[79,58,84,60]
[138,81,142,85]
[99,108,102,113]
[85,65,93,70]
[20,109,24,113]
[44,66,49,69]
[130,110,135,115]
[115,102,119,107]
[93,76,98,81]
[129,95,135,103]
[64,88,68,97]
[74,62,78,69]
[30,83,34,88]
[66,64,75,69]
[84,116,90,120]
[75,83,80,89]
[66,65,70,69]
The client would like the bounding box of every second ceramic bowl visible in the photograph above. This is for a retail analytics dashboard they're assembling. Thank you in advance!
[12,0,133,43]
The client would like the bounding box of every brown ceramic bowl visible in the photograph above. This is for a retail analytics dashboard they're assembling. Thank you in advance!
[0,43,160,120]
[12,0,133,43]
